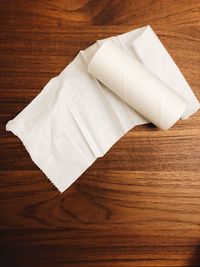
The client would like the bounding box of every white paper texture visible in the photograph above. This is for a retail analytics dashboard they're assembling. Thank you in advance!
[6,25,199,192]
[88,41,187,130]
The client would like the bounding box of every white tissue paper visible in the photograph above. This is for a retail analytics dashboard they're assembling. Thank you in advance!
[6,25,199,192]
[88,41,187,130]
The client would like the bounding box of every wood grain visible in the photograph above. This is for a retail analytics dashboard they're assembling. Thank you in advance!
[0,0,200,266]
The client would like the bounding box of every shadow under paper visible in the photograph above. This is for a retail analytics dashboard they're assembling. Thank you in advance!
[188,244,200,266]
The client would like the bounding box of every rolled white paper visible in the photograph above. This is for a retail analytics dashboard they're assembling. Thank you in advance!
[6,26,199,192]
[88,41,188,130]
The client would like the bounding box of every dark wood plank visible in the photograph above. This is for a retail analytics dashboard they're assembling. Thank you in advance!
[0,0,200,266]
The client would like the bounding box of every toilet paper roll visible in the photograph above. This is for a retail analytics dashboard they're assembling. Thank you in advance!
[88,41,188,130]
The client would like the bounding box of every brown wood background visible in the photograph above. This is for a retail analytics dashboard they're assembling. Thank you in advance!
[0,0,200,266]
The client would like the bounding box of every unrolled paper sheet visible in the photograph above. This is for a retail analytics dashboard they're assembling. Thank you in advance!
[6,26,199,192]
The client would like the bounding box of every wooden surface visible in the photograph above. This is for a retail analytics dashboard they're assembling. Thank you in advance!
[0,0,200,266]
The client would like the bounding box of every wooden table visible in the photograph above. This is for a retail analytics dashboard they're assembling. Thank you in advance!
[0,1,200,266]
